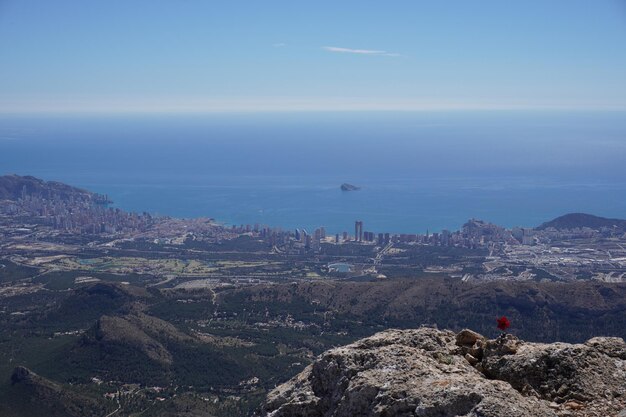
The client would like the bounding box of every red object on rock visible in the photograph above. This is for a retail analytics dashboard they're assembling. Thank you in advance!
[497,316,510,331]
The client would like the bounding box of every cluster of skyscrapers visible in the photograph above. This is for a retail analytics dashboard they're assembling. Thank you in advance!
[0,193,155,235]
[198,216,550,254]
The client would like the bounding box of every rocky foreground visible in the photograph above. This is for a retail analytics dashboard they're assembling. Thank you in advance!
[262,328,626,417]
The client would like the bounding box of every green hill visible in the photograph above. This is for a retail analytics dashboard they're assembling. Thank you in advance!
[536,212,626,230]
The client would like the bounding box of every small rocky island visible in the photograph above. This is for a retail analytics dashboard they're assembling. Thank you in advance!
[262,327,626,417]
[340,183,360,191]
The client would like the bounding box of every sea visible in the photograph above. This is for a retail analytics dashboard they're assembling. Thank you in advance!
[1,110,625,234]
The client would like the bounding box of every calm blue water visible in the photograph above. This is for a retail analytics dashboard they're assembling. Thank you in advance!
[1,111,625,234]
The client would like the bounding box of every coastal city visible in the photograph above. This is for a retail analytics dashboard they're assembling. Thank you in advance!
[1,175,626,289]
[2,175,626,417]
[2,2,625,415]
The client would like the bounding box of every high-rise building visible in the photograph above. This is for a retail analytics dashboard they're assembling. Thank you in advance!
[355,220,363,242]
[441,229,451,246]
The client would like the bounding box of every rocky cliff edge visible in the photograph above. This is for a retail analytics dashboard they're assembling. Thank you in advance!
[262,328,626,417]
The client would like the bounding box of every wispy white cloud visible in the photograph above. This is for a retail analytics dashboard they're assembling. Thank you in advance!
[323,46,400,57]
[272,42,287,48]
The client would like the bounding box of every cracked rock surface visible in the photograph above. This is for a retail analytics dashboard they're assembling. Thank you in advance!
[261,327,626,417]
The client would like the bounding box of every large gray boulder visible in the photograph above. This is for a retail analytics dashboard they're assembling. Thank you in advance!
[262,328,626,417]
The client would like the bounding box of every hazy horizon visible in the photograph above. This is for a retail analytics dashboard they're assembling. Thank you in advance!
[2,3,626,416]
[2,110,625,233]
[1,1,625,231]
[1,1,625,112]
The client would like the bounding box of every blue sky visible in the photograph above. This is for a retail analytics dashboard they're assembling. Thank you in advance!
[0,0,625,112]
